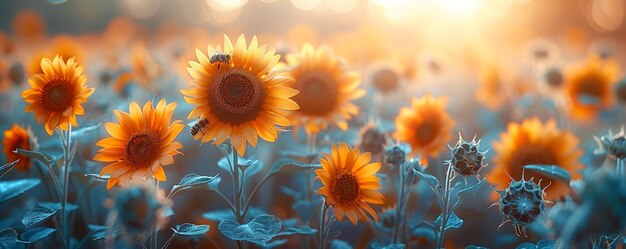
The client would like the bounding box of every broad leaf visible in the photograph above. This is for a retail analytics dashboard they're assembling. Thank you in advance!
[330,240,352,249]
[14,149,54,166]
[434,212,463,231]
[412,226,435,241]
[203,208,265,222]
[172,173,219,192]
[0,228,18,249]
[20,227,56,243]
[269,159,321,178]
[240,159,263,181]
[172,223,210,236]
[0,178,41,204]
[276,226,317,237]
[39,202,79,213]
[413,169,440,192]
[70,124,100,140]
[88,225,120,241]
[523,164,571,185]
[84,174,110,182]
[22,207,58,228]
[0,160,19,178]
[218,214,281,246]
[371,243,405,249]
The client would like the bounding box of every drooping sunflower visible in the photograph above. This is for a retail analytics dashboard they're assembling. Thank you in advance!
[2,124,37,172]
[315,143,384,225]
[486,118,583,200]
[394,94,454,165]
[94,99,184,190]
[285,44,364,135]
[564,56,620,121]
[22,55,95,135]
[182,34,299,156]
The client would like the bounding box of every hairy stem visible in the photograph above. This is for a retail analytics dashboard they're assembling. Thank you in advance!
[150,179,159,249]
[318,199,328,249]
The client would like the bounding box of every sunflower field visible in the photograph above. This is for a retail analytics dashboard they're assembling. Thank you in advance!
[0,0,625,248]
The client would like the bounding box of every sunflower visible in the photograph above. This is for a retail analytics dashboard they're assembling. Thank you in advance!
[315,143,384,224]
[394,95,454,165]
[285,44,364,135]
[12,10,46,41]
[486,118,583,200]
[2,124,37,172]
[22,55,95,135]
[564,56,620,121]
[94,99,184,190]
[114,43,161,93]
[182,34,299,156]
[476,61,510,110]
[50,35,85,64]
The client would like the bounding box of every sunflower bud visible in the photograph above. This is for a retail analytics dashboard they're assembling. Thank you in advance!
[449,135,487,176]
[497,177,546,236]
[596,128,626,159]
[113,184,165,239]
[384,145,407,166]
[544,67,563,88]
[358,124,388,154]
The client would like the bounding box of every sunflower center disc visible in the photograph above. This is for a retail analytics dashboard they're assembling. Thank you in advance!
[416,121,438,145]
[125,131,160,167]
[43,82,73,112]
[373,68,399,93]
[332,171,360,205]
[294,73,337,116]
[211,68,265,125]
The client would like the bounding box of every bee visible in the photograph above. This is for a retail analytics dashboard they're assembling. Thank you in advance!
[189,117,211,136]
[210,51,232,69]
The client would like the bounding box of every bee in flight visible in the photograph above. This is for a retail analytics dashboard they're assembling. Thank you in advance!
[189,117,211,136]
[210,51,232,69]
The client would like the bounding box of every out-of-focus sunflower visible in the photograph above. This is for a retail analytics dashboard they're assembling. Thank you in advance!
[0,31,14,55]
[315,143,384,225]
[114,43,161,93]
[182,34,299,156]
[12,10,46,41]
[487,118,583,200]
[94,99,184,190]
[394,95,454,165]
[0,59,9,93]
[50,35,85,64]
[285,44,364,135]
[22,55,95,135]
[2,124,37,172]
[476,61,511,110]
[27,50,49,76]
[564,56,619,121]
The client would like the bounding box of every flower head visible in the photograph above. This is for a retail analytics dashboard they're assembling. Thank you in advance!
[495,176,548,236]
[358,123,388,155]
[2,124,37,172]
[112,184,167,239]
[182,34,299,156]
[22,55,95,135]
[595,127,626,159]
[285,44,364,135]
[94,99,183,190]
[448,134,487,176]
[487,118,583,200]
[384,144,407,166]
[564,56,619,121]
[315,143,384,224]
[394,94,454,164]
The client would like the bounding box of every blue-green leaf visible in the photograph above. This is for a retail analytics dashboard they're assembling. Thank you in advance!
[413,169,440,190]
[523,164,571,185]
[0,160,19,178]
[70,124,100,140]
[14,149,55,166]
[0,228,18,249]
[172,223,210,236]
[269,158,321,177]
[88,225,120,241]
[218,214,281,246]
[371,243,405,249]
[0,178,41,204]
[434,212,463,231]
[172,173,219,192]
[412,226,435,241]
[276,226,317,237]
[20,227,56,243]
[84,174,110,182]
[330,240,352,249]
[22,207,58,228]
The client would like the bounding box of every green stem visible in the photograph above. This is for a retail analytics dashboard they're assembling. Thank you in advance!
[60,125,72,249]
[242,174,270,219]
[232,146,241,223]
[617,158,623,176]
[436,163,454,249]
[318,198,328,249]
[150,179,159,249]
[161,233,176,249]
[393,162,404,243]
